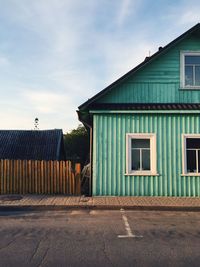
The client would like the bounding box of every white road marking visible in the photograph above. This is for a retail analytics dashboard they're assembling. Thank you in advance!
[118,209,143,238]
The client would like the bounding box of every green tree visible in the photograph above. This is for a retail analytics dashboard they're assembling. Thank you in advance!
[64,124,89,167]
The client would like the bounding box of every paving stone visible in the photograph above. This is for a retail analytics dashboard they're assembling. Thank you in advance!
[0,195,200,209]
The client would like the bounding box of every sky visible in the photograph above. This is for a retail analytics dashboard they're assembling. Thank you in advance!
[0,0,200,133]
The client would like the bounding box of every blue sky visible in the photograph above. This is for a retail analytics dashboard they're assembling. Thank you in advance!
[0,0,200,132]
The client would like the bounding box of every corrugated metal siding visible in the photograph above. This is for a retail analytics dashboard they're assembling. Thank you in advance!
[93,113,200,196]
[97,37,200,104]
[98,83,200,104]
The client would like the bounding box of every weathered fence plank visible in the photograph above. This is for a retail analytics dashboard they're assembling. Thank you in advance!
[0,160,81,195]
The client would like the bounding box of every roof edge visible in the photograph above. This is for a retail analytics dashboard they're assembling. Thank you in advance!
[88,103,200,110]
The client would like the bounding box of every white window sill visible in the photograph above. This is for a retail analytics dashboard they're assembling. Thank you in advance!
[181,173,200,176]
[180,86,200,90]
[125,172,159,176]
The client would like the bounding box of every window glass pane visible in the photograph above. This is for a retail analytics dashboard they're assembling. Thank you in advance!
[198,150,200,173]
[185,66,193,85]
[131,149,140,170]
[186,138,200,149]
[142,149,150,170]
[131,139,150,149]
[186,150,197,173]
[185,55,200,64]
[195,66,200,85]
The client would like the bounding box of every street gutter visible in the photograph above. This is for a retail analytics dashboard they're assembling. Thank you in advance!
[1,205,200,212]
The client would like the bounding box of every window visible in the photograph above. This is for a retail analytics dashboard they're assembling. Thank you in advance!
[183,135,200,174]
[180,51,200,89]
[126,133,157,175]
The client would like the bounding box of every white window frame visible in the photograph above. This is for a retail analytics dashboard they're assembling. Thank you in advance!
[126,133,157,176]
[182,134,200,175]
[180,51,200,89]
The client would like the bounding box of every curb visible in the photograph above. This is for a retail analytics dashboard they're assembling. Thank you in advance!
[1,205,200,212]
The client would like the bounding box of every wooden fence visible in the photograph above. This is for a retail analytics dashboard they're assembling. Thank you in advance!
[0,160,81,195]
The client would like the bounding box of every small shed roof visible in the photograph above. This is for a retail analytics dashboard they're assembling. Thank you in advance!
[0,129,65,160]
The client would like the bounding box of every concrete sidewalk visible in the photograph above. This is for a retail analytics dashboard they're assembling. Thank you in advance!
[1,195,200,211]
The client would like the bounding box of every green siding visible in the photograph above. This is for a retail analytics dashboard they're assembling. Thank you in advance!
[93,113,200,196]
[97,36,200,104]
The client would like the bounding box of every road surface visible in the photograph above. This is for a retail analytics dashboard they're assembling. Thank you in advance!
[0,209,200,267]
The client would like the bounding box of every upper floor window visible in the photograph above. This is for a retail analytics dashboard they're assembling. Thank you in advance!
[181,51,200,89]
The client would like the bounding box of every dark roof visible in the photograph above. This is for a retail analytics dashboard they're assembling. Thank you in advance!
[79,23,200,110]
[0,129,65,160]
[89,103,200,110]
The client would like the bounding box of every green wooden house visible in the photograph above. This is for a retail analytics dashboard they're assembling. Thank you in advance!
[78,23,200,197]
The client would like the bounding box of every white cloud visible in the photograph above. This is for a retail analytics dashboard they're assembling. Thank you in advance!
[178,10,200,26]
[20,88,80,131]
[162,3,200,29]
[23,89,68,114]
[0,55,10,66]
[116,0,141,27]
[117,0,132,26]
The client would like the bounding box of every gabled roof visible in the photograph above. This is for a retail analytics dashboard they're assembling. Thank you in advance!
[0,129,65,160]
[79,23,200,110]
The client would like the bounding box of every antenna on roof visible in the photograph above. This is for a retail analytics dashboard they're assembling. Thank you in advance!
[34,118,39,130]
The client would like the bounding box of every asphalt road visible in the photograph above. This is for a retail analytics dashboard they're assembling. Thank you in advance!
[0,209,200,267]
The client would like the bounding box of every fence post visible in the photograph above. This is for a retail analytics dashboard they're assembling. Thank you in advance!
[75,163,81,195]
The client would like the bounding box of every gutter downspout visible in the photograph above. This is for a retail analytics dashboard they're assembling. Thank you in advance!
[89,127,93,196]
